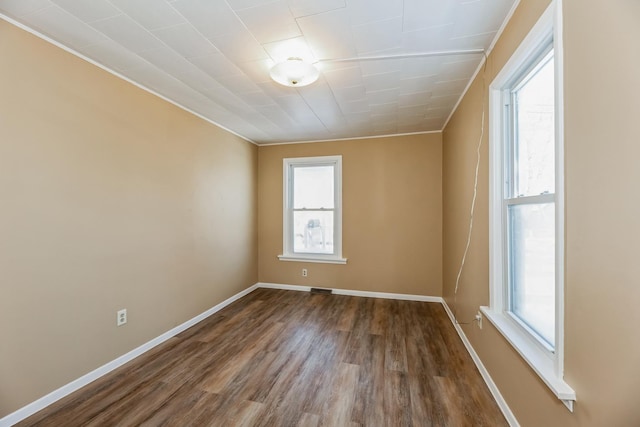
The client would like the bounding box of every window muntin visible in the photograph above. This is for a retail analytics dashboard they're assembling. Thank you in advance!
[281,156,344,263]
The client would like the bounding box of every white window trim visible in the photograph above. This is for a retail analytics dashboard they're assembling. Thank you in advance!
[483,0,575,411]
[278,155,347,265]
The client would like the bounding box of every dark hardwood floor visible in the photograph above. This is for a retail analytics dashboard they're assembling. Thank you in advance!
[17,288,508,427]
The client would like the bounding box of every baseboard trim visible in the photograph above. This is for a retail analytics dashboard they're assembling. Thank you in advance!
[0,283,260,427]
[256,282,444,303]
[2,284,515,427]
[441,300,520,427]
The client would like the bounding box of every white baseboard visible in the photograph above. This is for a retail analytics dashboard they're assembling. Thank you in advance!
[256,282,444,303]
[2,283,516,427]
[441,300,520,427]
[0,283,259,427]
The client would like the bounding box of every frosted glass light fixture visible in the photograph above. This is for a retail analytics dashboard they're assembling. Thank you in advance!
[270,57,319,87]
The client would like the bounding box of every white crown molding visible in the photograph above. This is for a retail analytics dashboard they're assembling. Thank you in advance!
[441,0,522,131]
[258,130,442,146]
[0,14,257,147]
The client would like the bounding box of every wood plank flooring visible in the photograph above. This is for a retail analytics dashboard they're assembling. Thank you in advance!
[17,289,508,427]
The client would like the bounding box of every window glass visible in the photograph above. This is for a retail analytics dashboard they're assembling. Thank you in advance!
[293,210,334,254]
[508,203,556,346]
[506,48,556,350]
[513,52,555,197]
[293,166,334,209]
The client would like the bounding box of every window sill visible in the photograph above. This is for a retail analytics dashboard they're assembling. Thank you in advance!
[277,255,347,265]
[480,306,576,410]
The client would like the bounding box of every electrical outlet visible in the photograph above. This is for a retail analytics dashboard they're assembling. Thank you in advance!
[302,268,308,277]
[475,311,483,329]
[117,309,127,326]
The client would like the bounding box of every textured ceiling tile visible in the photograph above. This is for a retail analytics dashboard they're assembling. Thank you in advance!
[262,36,317,63]
[207,31,269,62]
[108,0,185,30]
[359,58,403,76]
[431,78,468,92]
[152,23,218,59]
[362,71,401,92]
[92,14,163,53]
[333,85,367,105]
[370,101,397,115]
[296,8,357,60]
[178,68,228,93]
[322,66,363,89]
[287,0,345,18]
[444,31,496,50]
[4,0,518,143]
[234,59,275,84]
[237,90,277,107]
[22,6,108,50]
[439,57,480,80]
[403,0,457,32]
[452,0,513,38]
[0,0,52,17]
[344,0,402,26]
[352,17,402,55]
[188,52,243,81]
[83,39,149,73]
[401,24,454,52]
[298,78,347,130]
[235,0,300,44]
[399,57,441,80]
[170,0,242,40]
[398,105,428,116]
[137,47,199,79]
[339,98,370,114]
[50,0,119,22]
[226,0,277,11]
[398,75,438,95]
[215,73,262,94]
[398,91,433,107]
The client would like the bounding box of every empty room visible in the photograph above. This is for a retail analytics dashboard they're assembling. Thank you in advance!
[1,0,638,426]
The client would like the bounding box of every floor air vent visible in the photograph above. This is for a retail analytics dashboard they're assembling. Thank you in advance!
[310,288,333,295]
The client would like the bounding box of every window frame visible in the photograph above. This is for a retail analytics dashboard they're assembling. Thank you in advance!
[482,0,575,410]
[278,155,346,264]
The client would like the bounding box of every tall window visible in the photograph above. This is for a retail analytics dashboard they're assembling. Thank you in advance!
[506,48,556,349]
[485,2,574,409]
[279,156,345,264]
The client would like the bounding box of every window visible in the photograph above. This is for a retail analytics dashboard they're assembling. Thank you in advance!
[278,156,346,264]
[507,48,556,349]
[483,2,575,410]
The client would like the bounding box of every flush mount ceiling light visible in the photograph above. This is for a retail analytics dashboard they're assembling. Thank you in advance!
[270,57,319,88]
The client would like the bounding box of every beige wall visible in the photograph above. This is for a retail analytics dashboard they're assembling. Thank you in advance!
[443,0,640,425]
[0,21,258,417]
[258,134,442,296]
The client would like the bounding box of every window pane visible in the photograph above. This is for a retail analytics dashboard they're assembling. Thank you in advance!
[293,165,334,209]
[513,52,555,197]
[508,202,555,347]
[293,210,334,254]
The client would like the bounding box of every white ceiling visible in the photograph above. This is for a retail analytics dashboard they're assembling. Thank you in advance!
[0,0,517,145]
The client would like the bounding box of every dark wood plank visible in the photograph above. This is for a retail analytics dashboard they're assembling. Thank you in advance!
[16,289,508,427]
